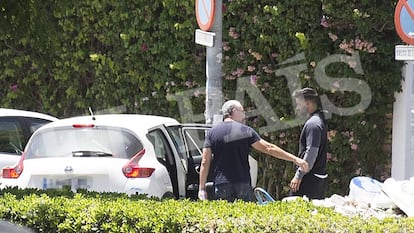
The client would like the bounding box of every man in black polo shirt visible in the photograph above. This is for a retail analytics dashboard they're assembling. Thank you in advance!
[198,100,309,202]
[289,88,328,199]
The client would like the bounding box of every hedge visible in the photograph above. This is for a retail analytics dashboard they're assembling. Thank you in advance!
[0,0,405,198]
[0,189,413,233]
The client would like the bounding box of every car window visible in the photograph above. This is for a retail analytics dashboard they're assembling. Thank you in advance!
[0,118,24,154]
[182,128,209,158]
[165,126,187,161]
[147,129,174,165]
[25,126,143,159]
[25,117,53,134]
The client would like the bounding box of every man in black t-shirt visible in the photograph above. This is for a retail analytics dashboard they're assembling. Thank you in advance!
[198,100,308,202]
[289,88,328,199]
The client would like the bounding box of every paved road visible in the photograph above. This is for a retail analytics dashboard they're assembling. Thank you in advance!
[0,220,34,233]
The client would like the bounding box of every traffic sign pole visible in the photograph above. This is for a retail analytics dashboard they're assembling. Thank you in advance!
[392,0,414,180]
[205,0,222,125]
[195,0,223,124]
[392,61,414,180]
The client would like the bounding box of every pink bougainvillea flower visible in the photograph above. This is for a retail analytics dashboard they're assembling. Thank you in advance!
[228,27,240,39]
[320,15,329,28]
[351,143,358,151]
[327,130,337,141]
[249,50,262,60]
[10,84,18,91]
[348,60,357,69]
[327,153,338,162]
[250,75,258,85]
[140,44,148,52]
[354,38,363,50]
[225,75,236,80]
[232,68,245,77]
[237,51,246,60]
[193,89,201,97]
[185,81,193,88]
[222,41,231,51]
[327,152,332,161]
[262,66,273,74]
[328,32,338,42]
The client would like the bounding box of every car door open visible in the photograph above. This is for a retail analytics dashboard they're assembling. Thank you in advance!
[181,124,258,200]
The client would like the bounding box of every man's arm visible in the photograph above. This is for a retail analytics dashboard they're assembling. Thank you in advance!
[290,146,319,192]
[294,147,319,179]
[252,139,308,172]
[290,125,322,192]
[294,127,322,180]
[198,147,212,200]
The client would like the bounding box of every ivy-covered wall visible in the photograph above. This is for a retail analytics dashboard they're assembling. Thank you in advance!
[0,0,403,198]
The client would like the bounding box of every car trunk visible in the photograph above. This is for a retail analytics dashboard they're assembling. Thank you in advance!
[22,157,127,192]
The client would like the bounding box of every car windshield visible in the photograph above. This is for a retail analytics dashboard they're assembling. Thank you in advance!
[25,126,143,159]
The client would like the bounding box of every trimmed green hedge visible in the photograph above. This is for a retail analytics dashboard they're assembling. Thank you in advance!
[0,0,405,199]
[0,189,413,233]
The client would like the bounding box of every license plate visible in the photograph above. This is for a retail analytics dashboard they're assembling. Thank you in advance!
[42,177,90,190]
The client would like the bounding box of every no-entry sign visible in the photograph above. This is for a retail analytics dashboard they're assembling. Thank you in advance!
[195,0,215,31]
[395,0,414,45]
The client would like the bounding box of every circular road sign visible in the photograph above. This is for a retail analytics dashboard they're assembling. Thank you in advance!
[196,0,215,31]
[395,0,414,45]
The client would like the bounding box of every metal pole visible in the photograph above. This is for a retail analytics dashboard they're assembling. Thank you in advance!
[392,60,414,180]
[205,0,222,124]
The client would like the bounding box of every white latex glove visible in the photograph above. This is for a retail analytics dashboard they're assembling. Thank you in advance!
[198,189,207,200]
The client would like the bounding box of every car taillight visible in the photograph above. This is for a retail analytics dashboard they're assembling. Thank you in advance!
[72,124,95,128]
[122,149,155,178]
[2,154,25,179]
[123,167,155,178]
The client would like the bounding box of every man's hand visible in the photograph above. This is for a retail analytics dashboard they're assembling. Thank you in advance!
[289,177,302,192]
[198,189,207,200]
[294,158,309,173]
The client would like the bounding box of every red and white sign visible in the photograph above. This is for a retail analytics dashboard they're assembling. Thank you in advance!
[195,0,215,31]
[395,0,414,45]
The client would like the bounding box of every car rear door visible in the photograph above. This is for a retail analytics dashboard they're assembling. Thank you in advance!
[147,126,182,199]
[163,124,211,199]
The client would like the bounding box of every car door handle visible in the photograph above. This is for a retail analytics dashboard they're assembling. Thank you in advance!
[195,165,200,174]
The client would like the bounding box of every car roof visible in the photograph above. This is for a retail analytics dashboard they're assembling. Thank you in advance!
[0,108,58,121]
[38,114,180,134]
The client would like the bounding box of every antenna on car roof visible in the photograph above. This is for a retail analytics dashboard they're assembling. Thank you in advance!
[88,107,96,120]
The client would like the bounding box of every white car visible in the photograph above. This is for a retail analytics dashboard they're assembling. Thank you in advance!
[0,108,58,173]
[0,114,257,199]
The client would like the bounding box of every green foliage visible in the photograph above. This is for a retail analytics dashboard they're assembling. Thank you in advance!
[0,190,413,232]
[0,0,404,198]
